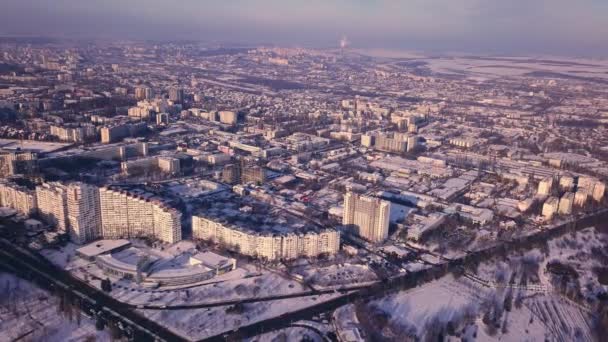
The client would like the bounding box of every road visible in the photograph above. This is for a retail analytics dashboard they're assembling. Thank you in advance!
[137,287,361,310]
[202,209,608,341]
[0,238,186,342]
[1,209,606,341]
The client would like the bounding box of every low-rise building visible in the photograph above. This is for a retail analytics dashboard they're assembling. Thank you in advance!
[558,192,574,215]
[50,124,96,142]
[448,137,477,148]
[542,197,559,220]
[121,156,181,175]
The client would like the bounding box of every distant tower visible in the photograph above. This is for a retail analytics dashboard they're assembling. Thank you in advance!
[169,87,184,103]
[339,35,350,60]
[339,35,349,50]
[135,86,154,100]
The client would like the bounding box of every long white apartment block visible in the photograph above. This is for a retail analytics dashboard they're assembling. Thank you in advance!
[36,182,69,232]
[192,215,339,260]
[99,187,182,243]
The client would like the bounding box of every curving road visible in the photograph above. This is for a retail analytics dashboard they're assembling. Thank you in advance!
[1,208,606,341]
[0,238,187,342]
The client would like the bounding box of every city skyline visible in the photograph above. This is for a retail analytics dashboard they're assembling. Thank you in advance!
[1,3,608,340]
[1,0,608,56]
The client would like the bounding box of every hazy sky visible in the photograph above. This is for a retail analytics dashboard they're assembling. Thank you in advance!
[1,0,607,56]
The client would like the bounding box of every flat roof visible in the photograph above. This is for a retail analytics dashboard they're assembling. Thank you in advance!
[191,251,235,268]
[148,264,213,279]
[76,239,132,258]
[0,139,72,153]
[194,192,321,235]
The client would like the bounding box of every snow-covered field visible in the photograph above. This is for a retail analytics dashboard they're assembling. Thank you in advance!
[0,272,112,342]
[358,274,588,341]
[353,226,607,341]
[370,275,489,338]
[419,56,608,80]
[542,227,607,302]
[473,226,608,304]
[245,326,323,342]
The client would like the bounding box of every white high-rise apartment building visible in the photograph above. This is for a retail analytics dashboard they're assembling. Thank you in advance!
[36,182,103,243]
[99,187,182,243]
[574,190,588,207]
[542,197,560,220]
[66,183,102,244]
[593,182,605,202]
[343,192,391,243]
[153,205,182,244]
[36,182,68,232]
[17,181,181,245]
[577,177,605,202]
[0,181,37,215]
[0,151,38,177]
[558,192,574,215]
[99,187,130,239]
[537,177,553,196]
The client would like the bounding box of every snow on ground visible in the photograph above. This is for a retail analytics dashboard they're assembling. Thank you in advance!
[419,56,608,80]
[473,226,607,304]
[355,272,590,341]
[524,295,593,342]
[245,326,323,342]
[371,275,487,337]
[40,242,80,268]
[403,260,430,273]
[108,270,307,306]
[431,226,606,341]
[133,239,198,258]
[139,292,343,340]
[542,227,607,301]
[0,272,112,342]
[41,242,309,307]
[333,304,365,341]
[309,186,342,211]
[473,249,545,288]
[474,300,549,342]
[298,263,377,288]
[294,320,332,335]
